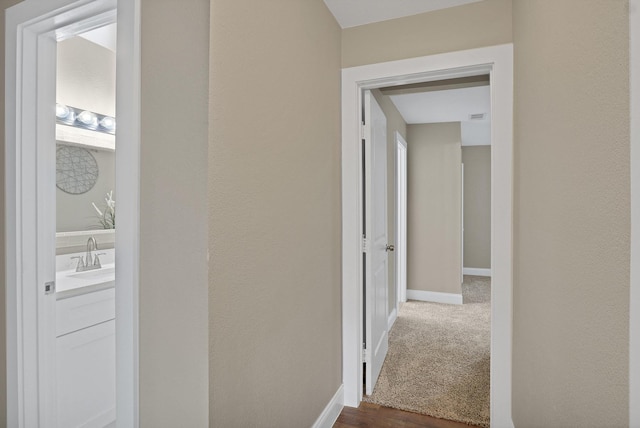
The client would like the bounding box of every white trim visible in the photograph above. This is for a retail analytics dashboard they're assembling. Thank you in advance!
[56,124,115,151]
[463,268,492,277]
[406,289,463,305]
[115,0,141,426]
[395,131,407,306]
[341,44,513,428]
[388,308,398,330]
[37,27,59,426]
[311,385,344,428]
[461,163,464,284]
[630,1,640,426]
[5,1,140,426]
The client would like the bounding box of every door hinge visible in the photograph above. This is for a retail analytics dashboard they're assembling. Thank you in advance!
[362,345,369,364]
[361,122,369,141]
[361,235,368,253]
[44,281,55,295]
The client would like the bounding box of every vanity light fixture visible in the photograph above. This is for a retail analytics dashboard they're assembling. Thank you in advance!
[55,103,75,124]
[55,103,116,135]
[77,110,98,130]
[99,116,116,133]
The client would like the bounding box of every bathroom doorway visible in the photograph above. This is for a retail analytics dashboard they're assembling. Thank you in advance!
[54,24,117,427]
[5,1,140,426]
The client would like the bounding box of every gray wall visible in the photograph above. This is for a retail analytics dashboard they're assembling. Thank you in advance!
[407,123,462,295]
[57,36,116,117]
[371,89,407,315]
[56,147,115,233]
[513,1,629,425]
[139,0,210,425]
[56,36,116,234]
[462,146,491,269]
[341,0,512,68]
[209,1,342,426]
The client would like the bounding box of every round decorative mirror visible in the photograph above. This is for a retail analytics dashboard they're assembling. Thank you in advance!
[56,145,99,194]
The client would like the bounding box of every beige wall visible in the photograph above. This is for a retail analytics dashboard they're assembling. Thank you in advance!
[2,1,634,427]
[209,1,342,427]
[407,123,462,295]
[341,0,512,68]
[513,1,629,426]
[139,0,210,425]
[462,146,491,269]
[371,89,407,315]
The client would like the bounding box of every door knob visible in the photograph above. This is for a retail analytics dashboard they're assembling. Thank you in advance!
[386,244,395,252]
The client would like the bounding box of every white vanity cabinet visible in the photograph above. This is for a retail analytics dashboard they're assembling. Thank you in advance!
[56,287,115,428]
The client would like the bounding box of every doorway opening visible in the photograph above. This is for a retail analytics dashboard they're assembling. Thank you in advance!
[341,44,514,427]
[55,23,117,428]
[5,1,140,426]
[361,79,493,426]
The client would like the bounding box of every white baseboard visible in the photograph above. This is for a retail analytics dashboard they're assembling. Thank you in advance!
[388,308,397,330]
[406,289,463,305]
[311,384,344,428]
[463,267,491,277]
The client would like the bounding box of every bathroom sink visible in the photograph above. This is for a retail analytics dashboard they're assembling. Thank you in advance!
[56,263,116,296]
[68,265,115,280]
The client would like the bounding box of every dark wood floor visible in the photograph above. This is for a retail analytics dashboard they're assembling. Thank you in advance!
[333,402,479,428]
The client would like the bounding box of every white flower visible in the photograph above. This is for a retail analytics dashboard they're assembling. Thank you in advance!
[92,190,115,229]
[105,191,115,212]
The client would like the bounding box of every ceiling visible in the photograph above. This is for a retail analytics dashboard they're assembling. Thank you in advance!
[79,23,117,52]
[389,86,491,146]
[389,86,490,124]
[323,0,482,28]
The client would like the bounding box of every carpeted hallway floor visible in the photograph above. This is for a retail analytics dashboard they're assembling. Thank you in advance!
[362,275,491,428]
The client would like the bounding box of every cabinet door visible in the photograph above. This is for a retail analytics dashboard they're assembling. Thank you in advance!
[56,288,115,337]
[57,320,115,428]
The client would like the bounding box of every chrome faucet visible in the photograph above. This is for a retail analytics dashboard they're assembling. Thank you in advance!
[71,236,103,272]
[86,236,97,267]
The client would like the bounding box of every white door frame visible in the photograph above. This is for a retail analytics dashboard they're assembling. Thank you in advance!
[395,131,407,308]
[5,0,141,426]
[461,162,465,284]
[341,44,514,427]
[629,1,640,426]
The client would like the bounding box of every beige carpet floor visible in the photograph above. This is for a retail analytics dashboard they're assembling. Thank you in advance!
[362,275,491,428]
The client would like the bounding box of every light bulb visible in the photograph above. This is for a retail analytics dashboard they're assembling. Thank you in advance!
[55,104,76,124]
[77,110,98,129]
[56,104,70,119]
[99,116,116,133]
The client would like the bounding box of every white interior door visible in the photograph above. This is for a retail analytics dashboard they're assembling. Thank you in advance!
[363,90,389,395]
